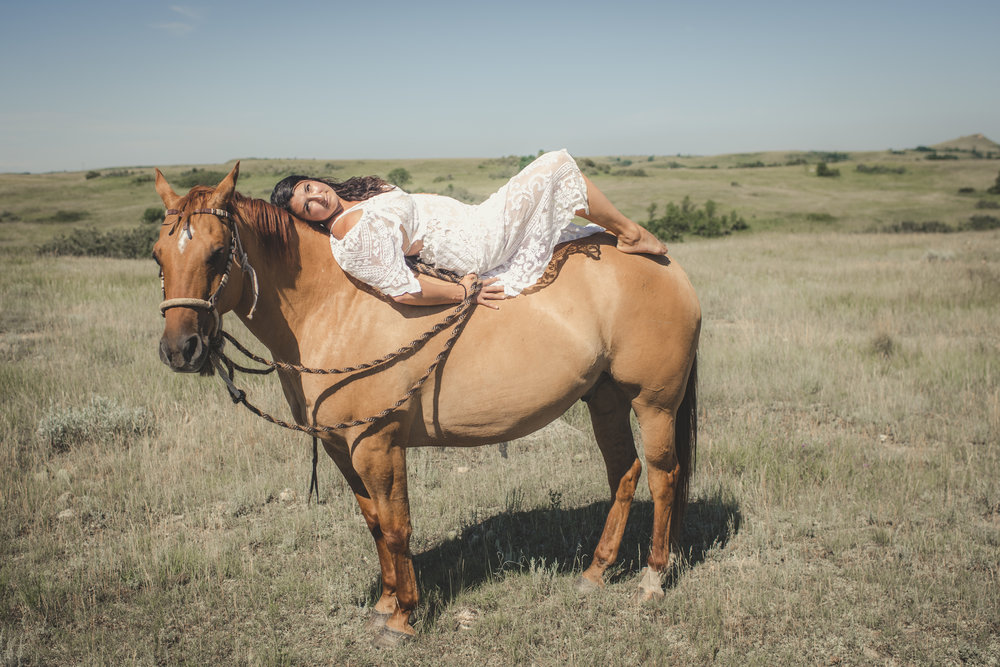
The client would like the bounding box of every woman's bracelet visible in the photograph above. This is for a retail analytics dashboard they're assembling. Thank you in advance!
[458,282,468,302]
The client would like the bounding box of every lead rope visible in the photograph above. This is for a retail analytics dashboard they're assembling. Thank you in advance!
[207,272,482,503]
[209,278,480,432]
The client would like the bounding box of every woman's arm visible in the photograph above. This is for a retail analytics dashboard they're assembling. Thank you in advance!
[391,273,507,310]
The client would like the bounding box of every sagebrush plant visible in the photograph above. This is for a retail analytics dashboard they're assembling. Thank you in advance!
[36,395,156,452]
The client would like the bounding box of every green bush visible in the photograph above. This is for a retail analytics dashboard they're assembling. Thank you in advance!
[37,224,159,259]
[173,168,230,189]
[85,170,101,180]
[37,396,156,452]
[857,164,907,175]
[645,196,749,242]
[816,162,841,178]
[963,215,1000,231]
[579,158,610,176]
[141,207,165,224]
[976,200,999,209]
[988,170,1000,195]
[881,221,954,234]
[46,210,89,223]
[386,167,412,187]
[814,151,850,163]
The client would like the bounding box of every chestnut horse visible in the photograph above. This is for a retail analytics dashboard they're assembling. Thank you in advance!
[153,163,700,645]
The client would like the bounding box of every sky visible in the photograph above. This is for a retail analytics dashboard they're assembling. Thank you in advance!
[1,0,998,173]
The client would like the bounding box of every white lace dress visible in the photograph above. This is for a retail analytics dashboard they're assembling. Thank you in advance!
[328,150,604,297]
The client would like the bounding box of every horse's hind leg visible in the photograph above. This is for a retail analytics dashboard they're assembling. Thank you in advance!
[577,377,643,591]
[630,401,683,601]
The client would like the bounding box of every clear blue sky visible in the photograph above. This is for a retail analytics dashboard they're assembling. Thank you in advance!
[2,0,998,173]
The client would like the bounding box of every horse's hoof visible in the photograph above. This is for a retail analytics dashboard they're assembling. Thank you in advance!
[371,625,415,649]
[632,566,665,604]
[364,611,391,633]
[574,574,603,595]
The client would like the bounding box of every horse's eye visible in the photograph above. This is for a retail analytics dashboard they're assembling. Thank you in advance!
[209,246,228,267]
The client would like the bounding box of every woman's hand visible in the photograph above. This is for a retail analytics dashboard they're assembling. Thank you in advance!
[461,274,506,310]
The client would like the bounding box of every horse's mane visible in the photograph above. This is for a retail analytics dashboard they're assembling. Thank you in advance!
[183,186,326,262]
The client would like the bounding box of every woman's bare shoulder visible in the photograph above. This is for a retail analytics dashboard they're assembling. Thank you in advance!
[330,209,364,240]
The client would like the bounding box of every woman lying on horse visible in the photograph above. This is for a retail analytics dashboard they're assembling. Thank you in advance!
[269,150,668,308]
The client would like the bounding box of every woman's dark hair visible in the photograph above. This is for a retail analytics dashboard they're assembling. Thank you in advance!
[270,174,393,213]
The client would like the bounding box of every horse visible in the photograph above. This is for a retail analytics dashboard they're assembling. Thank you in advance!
[152,163,701,646]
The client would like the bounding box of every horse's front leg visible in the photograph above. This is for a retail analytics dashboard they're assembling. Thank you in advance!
[320,439,399,626]
[351,433,417,645]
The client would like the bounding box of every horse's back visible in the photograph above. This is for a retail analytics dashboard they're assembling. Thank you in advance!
[406,235,700,440]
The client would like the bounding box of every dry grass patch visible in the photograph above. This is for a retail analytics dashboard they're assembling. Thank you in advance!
[1,215,998,663]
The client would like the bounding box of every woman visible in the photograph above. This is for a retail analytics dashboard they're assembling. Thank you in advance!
[270,150,667,309]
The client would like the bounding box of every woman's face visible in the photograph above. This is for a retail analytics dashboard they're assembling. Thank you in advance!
[289,180,342,223]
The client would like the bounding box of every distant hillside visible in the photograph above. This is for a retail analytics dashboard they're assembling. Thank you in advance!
[930,133,1000,153]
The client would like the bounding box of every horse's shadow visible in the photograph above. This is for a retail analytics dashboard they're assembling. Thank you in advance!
[365,491,741,626]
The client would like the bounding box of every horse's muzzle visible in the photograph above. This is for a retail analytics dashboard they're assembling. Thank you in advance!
[159,332,211,373]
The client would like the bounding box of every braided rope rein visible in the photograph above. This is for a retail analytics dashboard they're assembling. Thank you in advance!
[209,265,482,435]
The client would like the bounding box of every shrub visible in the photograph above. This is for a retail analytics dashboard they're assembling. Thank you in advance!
[386,167,412,187]
[518,153,541,171]
[963,215,1000,231]
[37,396,156,452]
[46,210,89,223]
[645,196,749,241]
[173,168,230,189]
[871,332,895,359]
[857,164,907,175]
[85,170,101,180]
[579,158,610,176]
[988,170,1000,195]
[38,224,159,259]
[881,221,954,234]
[816,162,840,178]
[141,207,164,224]
[976,200,999,209]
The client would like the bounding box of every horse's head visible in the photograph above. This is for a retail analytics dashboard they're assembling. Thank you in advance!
[153,163,251,374]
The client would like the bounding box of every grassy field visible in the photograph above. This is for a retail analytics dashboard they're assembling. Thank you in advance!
[1,147,999,664]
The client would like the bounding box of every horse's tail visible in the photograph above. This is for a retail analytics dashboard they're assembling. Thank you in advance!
[672,354,697,545]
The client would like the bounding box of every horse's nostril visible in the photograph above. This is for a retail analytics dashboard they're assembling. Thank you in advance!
[182,334,202,363]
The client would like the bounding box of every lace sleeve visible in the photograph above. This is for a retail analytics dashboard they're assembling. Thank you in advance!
[329,203,422,297]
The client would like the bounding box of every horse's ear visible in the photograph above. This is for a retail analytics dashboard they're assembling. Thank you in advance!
[209,162,240,209]
[154,169,182,209]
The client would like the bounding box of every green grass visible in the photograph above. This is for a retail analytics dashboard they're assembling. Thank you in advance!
[1,152,999,664]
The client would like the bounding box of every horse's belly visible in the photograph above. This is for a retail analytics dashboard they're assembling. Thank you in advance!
[409,353,603,446]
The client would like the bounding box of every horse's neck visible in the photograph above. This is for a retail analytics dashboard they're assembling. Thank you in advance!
[231,215,356,363]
